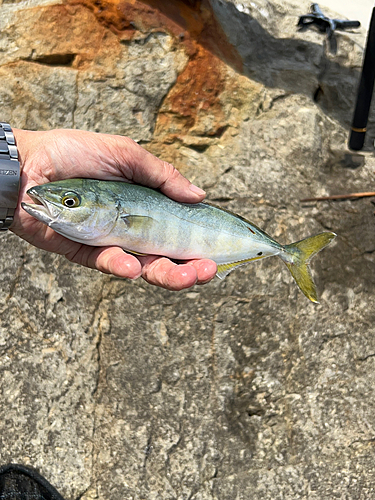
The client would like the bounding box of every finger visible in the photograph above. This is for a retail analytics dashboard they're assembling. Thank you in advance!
[120,139,206,203]
[185,259,217,284]
[68,246,142,279]
[92,247,142,278]
[140,256,199,291]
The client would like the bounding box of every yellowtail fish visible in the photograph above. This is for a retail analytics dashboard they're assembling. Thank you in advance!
[22,179,336,302]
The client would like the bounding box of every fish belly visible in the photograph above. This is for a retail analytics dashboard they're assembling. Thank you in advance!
[110,208,280,263]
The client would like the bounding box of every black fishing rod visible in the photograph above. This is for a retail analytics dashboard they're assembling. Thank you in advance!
[349,5,375,150]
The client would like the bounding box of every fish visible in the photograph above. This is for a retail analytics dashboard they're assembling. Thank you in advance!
[21,179,336,302]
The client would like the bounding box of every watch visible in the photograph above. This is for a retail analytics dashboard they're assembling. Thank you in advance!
[0,122,20,231]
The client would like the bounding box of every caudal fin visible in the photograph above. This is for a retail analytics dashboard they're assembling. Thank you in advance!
[282,232,336,303]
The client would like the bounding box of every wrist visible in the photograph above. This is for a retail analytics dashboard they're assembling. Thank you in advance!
[12,128,36,167]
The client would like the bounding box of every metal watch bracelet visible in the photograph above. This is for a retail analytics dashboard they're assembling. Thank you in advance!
[0,123,20,231]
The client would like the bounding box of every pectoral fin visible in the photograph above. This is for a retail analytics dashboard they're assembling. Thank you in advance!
[120,214,155,230]
[217,256,264,279]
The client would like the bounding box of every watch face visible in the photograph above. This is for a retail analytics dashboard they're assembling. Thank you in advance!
[0,159,20,209]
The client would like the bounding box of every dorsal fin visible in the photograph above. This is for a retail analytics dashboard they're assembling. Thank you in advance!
[216,255,264,279]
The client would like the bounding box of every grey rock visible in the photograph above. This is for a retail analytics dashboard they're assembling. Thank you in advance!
[74,32,186,140]
[0,62,77,130]
[0,0,374,499]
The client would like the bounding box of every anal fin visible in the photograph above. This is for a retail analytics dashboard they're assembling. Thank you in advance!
[216,256,263,279]
[125,249,149,257]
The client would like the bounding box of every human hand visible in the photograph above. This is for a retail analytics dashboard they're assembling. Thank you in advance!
[12,129,217,290]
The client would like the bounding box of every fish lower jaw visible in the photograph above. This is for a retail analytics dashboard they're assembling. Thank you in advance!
[21,202,55,225]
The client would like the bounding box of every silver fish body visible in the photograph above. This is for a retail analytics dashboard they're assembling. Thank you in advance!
[22,179,336,302]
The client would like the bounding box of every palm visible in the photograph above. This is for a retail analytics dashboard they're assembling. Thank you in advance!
[12,129,217,290]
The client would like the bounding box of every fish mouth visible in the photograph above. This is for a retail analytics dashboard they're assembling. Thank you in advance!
[21,188,62,226]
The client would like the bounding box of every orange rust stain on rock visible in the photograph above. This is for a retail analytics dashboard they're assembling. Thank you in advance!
[63,0,241,156]
[24,3,109,69]
[157,43,227,137]
[170,46,224,118]
[130,0,243,72]
[68,0,242,69]
[68,0,187,43]
[66,0,238,135]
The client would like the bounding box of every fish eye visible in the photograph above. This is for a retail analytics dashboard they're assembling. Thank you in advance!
[62,192,81,208]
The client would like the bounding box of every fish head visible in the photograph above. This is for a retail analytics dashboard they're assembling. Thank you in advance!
[22,179,119,243]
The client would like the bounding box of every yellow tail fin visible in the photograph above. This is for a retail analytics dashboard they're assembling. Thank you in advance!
[282,232,336,303]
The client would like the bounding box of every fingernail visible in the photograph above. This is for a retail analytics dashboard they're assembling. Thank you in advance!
[190,184,206,196]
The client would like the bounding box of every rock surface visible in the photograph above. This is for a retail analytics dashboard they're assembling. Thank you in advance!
[1,0,375,498]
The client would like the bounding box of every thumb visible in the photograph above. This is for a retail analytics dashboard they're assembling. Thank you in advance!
[119,138,206,203]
